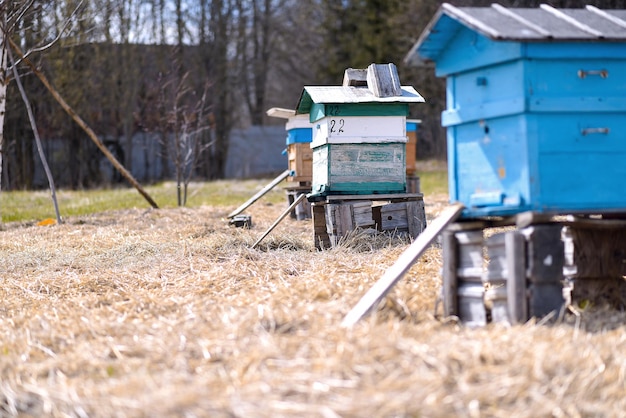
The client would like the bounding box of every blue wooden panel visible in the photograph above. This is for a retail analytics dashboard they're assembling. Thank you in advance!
[531,113,626,153]
[406,121,419,132]
[537,153,626,212]
[451,112,626,217]
[531,112,626,212]
[443,98,525,127]
[524,42,626,60]
[525,59,626,100]
[529,97,626,113]
[453,60,525,107]
[450,115,532,217]
[286,128,312,145]
[443,60,526,126]
[435,27,522,77]
[413,14,462,65]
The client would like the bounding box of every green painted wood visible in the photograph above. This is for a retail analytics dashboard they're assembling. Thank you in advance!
[312,143,407,196]
[309,103,409,122]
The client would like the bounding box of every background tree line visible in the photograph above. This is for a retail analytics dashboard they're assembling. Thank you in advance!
[3,0,625,190]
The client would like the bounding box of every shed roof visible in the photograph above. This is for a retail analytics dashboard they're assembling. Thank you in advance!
[405,3,626,66]
[295,86,424,115]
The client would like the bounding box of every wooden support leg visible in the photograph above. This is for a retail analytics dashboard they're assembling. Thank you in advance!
[312,203,331,250]
[441,230,459,318]
[294,193,311,220]
[521,225,565,319]
[506,231,528,324]
[442,228,486,325]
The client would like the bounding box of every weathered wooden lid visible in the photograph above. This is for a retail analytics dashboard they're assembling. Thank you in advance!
[406,3,626,66]
[342,69,368,87]
[295,85,424,115]
[296,63,424,115]
[266,107,296,119]
[266,107,312,130]
[342,63,402,98]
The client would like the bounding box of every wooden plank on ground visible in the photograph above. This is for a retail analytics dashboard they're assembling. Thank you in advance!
[341,203,465,327]
[252,193,307,249]
[228,169,291,218]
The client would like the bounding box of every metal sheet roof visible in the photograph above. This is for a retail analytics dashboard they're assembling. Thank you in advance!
[405,3,626,66]
[295,86,424,115]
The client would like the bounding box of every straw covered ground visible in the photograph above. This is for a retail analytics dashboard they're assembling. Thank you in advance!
[0,188,625,417]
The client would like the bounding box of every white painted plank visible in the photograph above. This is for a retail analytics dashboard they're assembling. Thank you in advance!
[341,203,465,327]
[312,116,406,147]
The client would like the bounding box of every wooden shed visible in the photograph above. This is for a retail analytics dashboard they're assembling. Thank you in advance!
[405,3,626,218]
[295,63,424,198]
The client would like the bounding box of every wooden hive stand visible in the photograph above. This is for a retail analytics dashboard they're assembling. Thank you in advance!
[311,193,426,250]
[441,213,626,326]
[286,185,312,220]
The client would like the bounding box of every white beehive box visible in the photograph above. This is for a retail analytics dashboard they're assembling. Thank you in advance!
[295,63,424,197]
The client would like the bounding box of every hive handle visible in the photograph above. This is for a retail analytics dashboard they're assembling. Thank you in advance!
[581,127,610,136]
[577,69,608,79]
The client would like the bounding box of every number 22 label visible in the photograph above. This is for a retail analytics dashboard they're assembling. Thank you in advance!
[329,119,345,134]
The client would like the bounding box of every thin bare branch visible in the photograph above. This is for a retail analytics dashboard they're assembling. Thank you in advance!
[8,47,62,224]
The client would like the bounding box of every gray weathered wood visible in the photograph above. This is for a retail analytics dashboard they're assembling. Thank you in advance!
[352,201,375,228]
[325,193,423,202]
[313,204,331,250]
[457,282,487,326]
[338,204,354,236]
[563,225,626,278]
[367,63,402,97]
[515,211,553,228]
[342,68,368,87]
[380,202,409,231]
[228,169,291,218]
[521,225,564,283]
[506,231,528,324]
[441,230,459,318]
[528,283,565,319]
[341,203,465,327]
[252,193,307,249]
[456,230,484,281]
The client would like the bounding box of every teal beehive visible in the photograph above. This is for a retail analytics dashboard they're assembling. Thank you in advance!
[295,64,425,197]
[405,4,626,218]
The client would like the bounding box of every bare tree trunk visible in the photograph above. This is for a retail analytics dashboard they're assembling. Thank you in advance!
[0,7,8,194]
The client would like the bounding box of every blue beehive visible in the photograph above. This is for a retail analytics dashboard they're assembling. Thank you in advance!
[405,4,626,218]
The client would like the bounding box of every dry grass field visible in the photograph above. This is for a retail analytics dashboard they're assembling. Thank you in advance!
[0,184,625,417]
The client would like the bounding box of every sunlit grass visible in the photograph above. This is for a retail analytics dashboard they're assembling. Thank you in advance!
[418,170,448,195]
[1,161,448,224]
[1,178,287,223]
